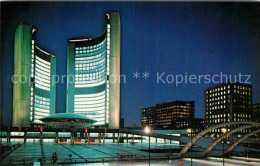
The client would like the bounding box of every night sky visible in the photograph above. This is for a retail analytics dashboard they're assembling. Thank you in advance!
[1,2,260,127]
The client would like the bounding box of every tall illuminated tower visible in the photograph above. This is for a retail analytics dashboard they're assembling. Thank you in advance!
[66,11,121,129]
[12,22,56,127]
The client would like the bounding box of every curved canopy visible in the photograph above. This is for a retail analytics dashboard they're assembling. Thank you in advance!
[39,113,96,129]
[41,113,94,121]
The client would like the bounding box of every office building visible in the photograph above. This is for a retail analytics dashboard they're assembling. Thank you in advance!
[204,82,252,138]
[66,12,121,129]
[13,22,56,127]
[141,101,203,132]
[253,103,260,123]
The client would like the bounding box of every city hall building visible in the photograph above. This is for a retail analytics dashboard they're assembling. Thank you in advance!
[66,12,121,129]
[13,22,56,127]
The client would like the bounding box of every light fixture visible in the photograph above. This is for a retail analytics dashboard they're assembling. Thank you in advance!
[144,126,151,134]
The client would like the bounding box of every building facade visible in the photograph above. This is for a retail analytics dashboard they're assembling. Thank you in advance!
[141,101,203,131]
[204,83,252,138]
[253,103,260,123]
[13,22,56,127]
[66,12,121,129]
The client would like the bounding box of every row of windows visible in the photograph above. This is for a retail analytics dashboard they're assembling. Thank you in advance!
[75,51,106,58]
[75,53,104,61]
[34,96,50,109]
[207,96,227,101]
[74,104,105,109]
[30,41,35,121]
[35,70,51,83]
[75,66,105,73]
[31,40,35,78]
[75,74,105,82]
[35,56,51,92]
[35,75,50,86]
[75,71,105,78]
[35,62,51,76]
[75,60,105,68]
[74,112,105,117]
[75,91,105,98]
[206,85,251,94]
[106,24,111,77]
[74,98,105,105]
[75,58,105,67]
[35,95,50,101]
[34,111,49,116]
[75,80,106,88]
[35,77,50,87]
[75,46,105,54]
[157,105,193,111]
[74,99,105,105]
[75,41,106,51]
[35,83,50,91]
[75,109,105,114]
[35,55,51,67]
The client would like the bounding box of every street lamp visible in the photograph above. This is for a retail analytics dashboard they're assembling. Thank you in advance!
[221,128,227,166]
[187,128,192,166]
[144,126,151,166]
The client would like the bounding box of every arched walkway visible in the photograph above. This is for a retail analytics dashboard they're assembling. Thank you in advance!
[203,124,260,156]
[224,128,260,155]
[178,121,258,157]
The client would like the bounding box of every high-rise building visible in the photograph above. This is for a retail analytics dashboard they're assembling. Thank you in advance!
[66,12,121,129]
[12,22,56,127]
[253,103,260,123]
[141,101,201,130]
[204,82,252,138]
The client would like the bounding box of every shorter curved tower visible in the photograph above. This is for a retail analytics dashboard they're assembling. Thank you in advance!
[66,11,120,129]
[13,22,56,127]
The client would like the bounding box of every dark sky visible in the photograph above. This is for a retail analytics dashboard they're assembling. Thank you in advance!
[1,2,260,127]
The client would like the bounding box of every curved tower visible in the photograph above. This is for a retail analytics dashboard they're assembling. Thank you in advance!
[66,11,120,129]
[13,22,56,127]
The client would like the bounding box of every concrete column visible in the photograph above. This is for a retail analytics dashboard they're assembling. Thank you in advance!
[117,133,120,144]
[55,132,58,144]
[70,132,74,144]
[98,133,101,144]
[40,132,43,144]
[164,139,166,144]
[132,134,134,143]
[7,131,10,144]
[126,134,128,143]
[155,138,157,144]
[24,131,27,143]
[113,133,115,143]
[103,133,105,144]
[84,133,87,144]
[141,136,143,143]
[88,132,90,144]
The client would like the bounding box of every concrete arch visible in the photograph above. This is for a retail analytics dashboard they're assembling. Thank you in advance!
[224,128,260,155]
[203,124,260,156]
[178,121,258,157]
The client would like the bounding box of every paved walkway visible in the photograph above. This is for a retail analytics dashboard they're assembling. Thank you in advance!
[2,142,259,165]
[0,143,179,165]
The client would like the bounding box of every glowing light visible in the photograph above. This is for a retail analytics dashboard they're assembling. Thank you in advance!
[221,128,227,133]
[144,126,151,134]
[187,128,192,133]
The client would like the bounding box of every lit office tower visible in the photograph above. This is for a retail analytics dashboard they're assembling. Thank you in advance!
[141,101,198,129]
[13,22,56,127]
[66,12,121,129]
[204,82,252,138]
